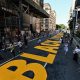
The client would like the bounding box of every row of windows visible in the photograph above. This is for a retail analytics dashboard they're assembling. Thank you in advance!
[0,16,19,27]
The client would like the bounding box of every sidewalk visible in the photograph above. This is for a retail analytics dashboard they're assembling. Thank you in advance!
[0,32,55,65]
[46,41,80,80]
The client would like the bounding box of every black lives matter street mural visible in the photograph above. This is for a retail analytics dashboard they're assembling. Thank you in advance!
[0,32,63,80]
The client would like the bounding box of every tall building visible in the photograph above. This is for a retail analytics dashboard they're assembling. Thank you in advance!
[68,0,80,35]
[31,0,44,33]
[0,0,49,39]
[0,0,49,49]
[41,3,56,31]
[50,10,56,30]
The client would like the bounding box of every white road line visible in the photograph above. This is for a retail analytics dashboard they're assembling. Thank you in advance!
[44,62,48,67]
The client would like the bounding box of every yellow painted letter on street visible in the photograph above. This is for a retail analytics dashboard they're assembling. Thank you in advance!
[41,40,60,47]
[21,53,56,64]
[0,60,47,80]
[35,45,59,54]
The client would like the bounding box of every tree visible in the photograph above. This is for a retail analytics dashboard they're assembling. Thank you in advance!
[56,24,66,30]
[59,24,66,29]
[56,24,61,30]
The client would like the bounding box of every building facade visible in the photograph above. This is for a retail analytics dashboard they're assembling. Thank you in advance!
[50,10,56,30]
[30,0,44,34]
[0,0,49,49]
[41,3,56,32]
[68,0,80,36]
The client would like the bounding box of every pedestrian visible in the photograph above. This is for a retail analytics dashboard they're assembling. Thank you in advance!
[37,38,41,44]
[64,43,68,55]
[60,37,63,43]
[73,45,80,63]
[10,44,15,57]
[18,40,23,52]
[24,31,28,48]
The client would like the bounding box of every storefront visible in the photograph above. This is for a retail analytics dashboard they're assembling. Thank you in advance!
[0,2,20,49]
[0,0,49,49]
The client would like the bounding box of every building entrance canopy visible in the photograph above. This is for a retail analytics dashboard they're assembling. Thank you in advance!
[11,0,49,18]
[22,0,49,18]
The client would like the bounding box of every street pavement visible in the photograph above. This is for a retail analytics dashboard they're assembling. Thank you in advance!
[46,38,80,80]
[0,32,80,80]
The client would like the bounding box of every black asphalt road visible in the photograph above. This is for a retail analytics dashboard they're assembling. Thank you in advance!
[1,32,80,80]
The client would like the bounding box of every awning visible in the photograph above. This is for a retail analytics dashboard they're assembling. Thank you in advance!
[1,0,49,18]
[22,0,49,18]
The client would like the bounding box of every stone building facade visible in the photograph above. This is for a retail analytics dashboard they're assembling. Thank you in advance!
[41,3,56,32]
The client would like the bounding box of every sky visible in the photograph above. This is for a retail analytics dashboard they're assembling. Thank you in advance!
[44,0,72,26]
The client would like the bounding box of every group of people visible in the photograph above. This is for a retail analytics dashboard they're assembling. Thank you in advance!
[0,30,30,57]
[60,32,80,64]
[60,32,70,55]
[73,45,80,63]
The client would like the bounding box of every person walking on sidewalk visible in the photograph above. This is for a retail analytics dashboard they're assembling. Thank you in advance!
[24,31,29,48]
[60,37,63,43]
[64,43,68,55]
[37,38,41,44]
[73,45,80,63]
[18,40,23,52]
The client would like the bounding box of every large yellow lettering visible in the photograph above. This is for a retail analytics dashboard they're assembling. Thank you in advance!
[51,32,63,39]
[0,60,47,80]
[41,40,60,47]
[44,40,60,43]
[21,53,56,64]
[35,45,59,54]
